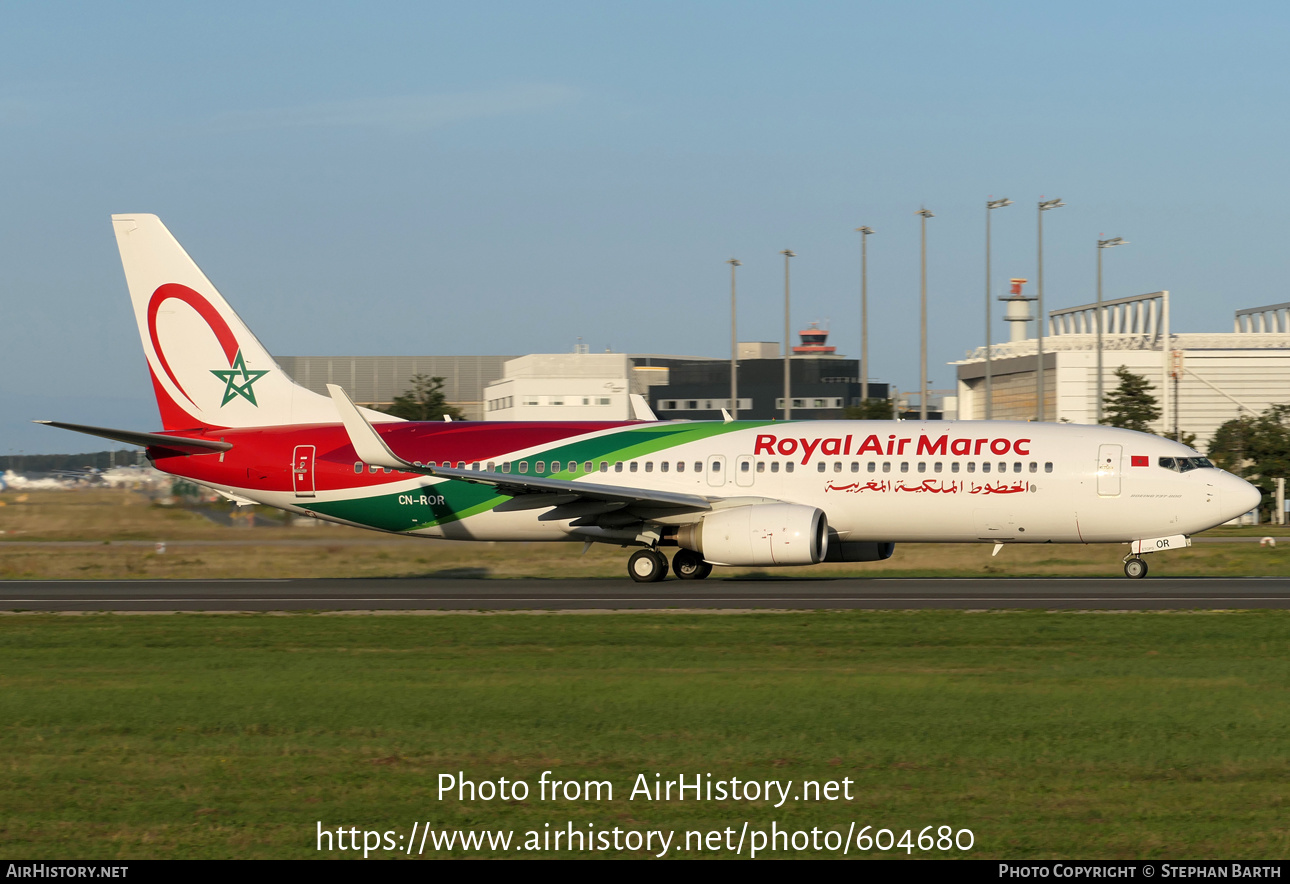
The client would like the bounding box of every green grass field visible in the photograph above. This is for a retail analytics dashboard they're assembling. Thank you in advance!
[2,612,1288,859]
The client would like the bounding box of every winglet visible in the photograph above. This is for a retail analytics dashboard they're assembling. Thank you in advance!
[629,393,657,421]
[721,408,733,423]
[327,384,415,470]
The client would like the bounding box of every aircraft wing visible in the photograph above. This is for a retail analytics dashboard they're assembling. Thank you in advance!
[327,384,711,513]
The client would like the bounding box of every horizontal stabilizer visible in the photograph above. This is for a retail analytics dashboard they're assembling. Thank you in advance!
[35,420,232,454]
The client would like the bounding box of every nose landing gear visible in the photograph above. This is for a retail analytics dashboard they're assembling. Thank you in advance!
[1123,557,1148,579]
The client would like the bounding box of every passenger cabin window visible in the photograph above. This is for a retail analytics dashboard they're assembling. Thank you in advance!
[1029,462,1037,473]
[951,462,960,473]
[712,461,721,472]
[615,462,624,472]
[1044,462,1053,473]
[645,462,653,472]
[661,462,670,473]
[785,462,794,473]
[518,462,528,474]
[817,462,826,472]
[882,462,891,473]
[834,462,842,472]
[600,462,608,472]
[917,462,926,473]
[694,462,703,472]
[757,461,766,473]
[568,462,578,473]
[501,463,511,473]
[900,462,909,473]
[630,462,638,472]
[584,461,593,473]
[867,462,875,473]
[740,461,749,472]
[354,462,362,473]
[851,462,860,473]
[966,462,975,473]
[771,462,780,473]
[535,461,545,473]
[982,462,991,473]
[676,462,684,473]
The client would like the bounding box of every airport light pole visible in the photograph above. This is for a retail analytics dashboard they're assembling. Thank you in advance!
[916,208,934,420]
[855,226,874,406]
[781,249,796,420]
[984,198,1012,419]
[1036,197,1065,421]
[1095,236,1128,423]
[727,258,741,419]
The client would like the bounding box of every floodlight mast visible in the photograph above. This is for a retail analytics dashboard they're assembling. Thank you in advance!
[781,249,795,420]
[726,258,741,419]
[855,226,874,409]
[916,208,933,420]
[1095,236,1128,423]
[1036,197,1065,421]
[984,197,1012,419]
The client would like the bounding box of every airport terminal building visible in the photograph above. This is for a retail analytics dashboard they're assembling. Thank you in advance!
[952,294,1290,449]
[283,328,891,422]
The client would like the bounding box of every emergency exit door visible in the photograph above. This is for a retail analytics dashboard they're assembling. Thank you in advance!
[293,445,316,498]
[1096,444,1121,497]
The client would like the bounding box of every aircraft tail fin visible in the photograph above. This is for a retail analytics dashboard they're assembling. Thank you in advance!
[111,214,395,430]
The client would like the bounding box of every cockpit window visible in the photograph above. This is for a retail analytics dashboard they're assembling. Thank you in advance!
[1159,456,1215,472]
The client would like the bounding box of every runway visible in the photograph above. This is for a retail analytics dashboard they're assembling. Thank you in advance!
[2,577,1289,611]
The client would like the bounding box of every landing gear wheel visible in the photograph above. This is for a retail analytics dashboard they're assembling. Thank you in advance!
[628,549,669,583]
[672,549,713,580]
[1124,557,1148,579]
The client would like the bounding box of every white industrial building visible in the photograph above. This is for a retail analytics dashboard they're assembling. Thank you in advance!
[953,293,1290,450]
[482,352,717,421]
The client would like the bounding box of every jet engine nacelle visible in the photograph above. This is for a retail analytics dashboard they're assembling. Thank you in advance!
[675,504,828,566]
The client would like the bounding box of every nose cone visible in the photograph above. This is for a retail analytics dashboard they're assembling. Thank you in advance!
[1219,472,1263,522]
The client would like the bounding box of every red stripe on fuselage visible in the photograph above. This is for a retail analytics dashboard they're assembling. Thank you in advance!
[153,420,634,493]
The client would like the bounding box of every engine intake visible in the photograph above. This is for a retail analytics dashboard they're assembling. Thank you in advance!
[676,504,828,566]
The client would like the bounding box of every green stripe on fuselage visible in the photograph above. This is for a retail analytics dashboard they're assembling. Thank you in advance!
[306,421,756,532]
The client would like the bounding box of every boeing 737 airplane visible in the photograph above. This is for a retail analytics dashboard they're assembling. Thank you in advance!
[40,215,1261,581]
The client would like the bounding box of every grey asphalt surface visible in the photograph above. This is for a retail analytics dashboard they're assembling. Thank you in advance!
[2,577,1289,611]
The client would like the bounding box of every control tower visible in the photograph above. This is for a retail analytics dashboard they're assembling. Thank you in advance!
[1000,278,1035,342]
[792,322,837,355]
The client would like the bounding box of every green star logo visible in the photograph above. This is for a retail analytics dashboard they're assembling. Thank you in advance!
[211,349,269,407]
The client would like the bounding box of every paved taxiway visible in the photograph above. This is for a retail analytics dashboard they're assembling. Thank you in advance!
[2,577,1289,611]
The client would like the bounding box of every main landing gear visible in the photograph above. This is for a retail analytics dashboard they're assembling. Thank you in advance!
[627,548,713,582]
[671,548,713,581]
[1123,557,1148,580]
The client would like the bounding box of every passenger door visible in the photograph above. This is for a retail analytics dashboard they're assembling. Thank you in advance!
[292,445,316,498]
[1096,444,1121,497]
[706,454,727,487]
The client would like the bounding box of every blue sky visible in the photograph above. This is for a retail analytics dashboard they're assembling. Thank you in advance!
[4,1,1289,453]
